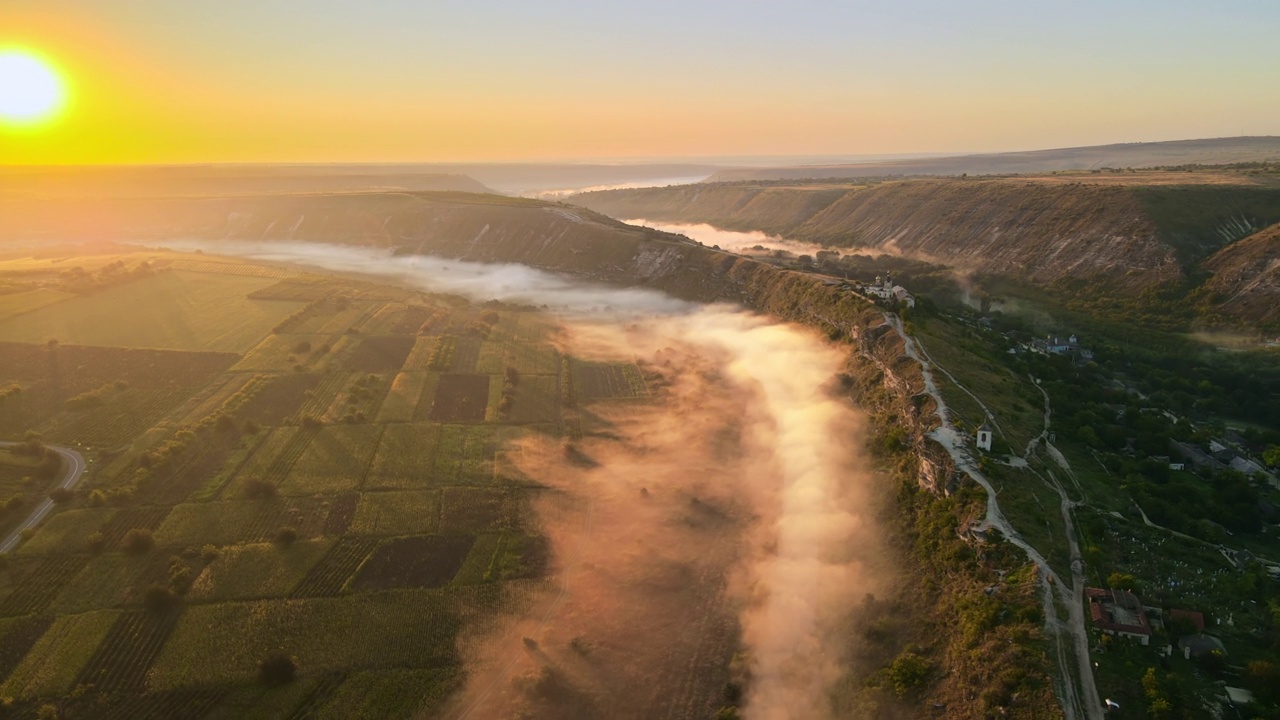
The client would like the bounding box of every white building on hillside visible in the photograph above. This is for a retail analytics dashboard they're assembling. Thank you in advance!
[976,420,994,452]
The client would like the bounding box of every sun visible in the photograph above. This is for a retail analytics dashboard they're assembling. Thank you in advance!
[0,48,67,127]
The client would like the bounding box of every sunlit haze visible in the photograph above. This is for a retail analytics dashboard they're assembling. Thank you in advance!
[3,0,1279,163]
[0,48,66,127]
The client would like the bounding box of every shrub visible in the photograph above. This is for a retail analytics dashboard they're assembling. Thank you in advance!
[86,532,106,554]
[121,528,156,554]
[883,651,932,698]
[49,487,74,504]
[274,526,298,547]
[258,652,297,686]
[244,478,278,500]
[142,584,178,612]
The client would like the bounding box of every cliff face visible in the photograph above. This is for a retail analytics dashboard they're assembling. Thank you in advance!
[573,178,1280,291]
[1201,222,1280,328]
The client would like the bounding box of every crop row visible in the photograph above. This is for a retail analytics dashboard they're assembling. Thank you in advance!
[283,670,348,720]
[0,556,89,617]
[102,687,226,720]
[290,537,380,598]
[75,609,183,691]
[321,492,359,536]
[98,505,172,547]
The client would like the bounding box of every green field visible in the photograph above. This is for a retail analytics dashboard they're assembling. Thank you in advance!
[280,425,382,496]
[0,271,306,352]
[146,590,459,690]
[365,423,442,490]
[350,490,440,536]
[0,610,117,699]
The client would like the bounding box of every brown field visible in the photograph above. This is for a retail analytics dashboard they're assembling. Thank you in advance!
[428,374,490,423]
[350,535,476,590]
[345,336,416,373]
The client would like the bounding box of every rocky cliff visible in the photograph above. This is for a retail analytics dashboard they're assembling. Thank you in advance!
[1201,222,1280,328]
[571,178,1280,291]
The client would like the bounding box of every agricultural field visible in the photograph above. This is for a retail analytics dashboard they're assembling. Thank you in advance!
[0,271,306,352]
[572,359,650,401]
[0,287,73,322]
[0,341,238,444]
[0,253,634,718]
[428,374,490,423]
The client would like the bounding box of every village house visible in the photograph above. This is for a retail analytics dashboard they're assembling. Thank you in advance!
[1086,587,1152,644]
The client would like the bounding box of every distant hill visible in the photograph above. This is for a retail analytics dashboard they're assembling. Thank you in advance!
[706,137,1280,182]
[570,170,1280,328]
[0,165,498,200]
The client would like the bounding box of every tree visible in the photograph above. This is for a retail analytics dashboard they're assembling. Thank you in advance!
[258,652,297,686]
[143,584,178,612]
[1245,660,1280,704]
[1265,445,1280,468]
[121,528,155,554]
[883,651,932,698]
[274,526,298,547]
[1106,572,1136,590]
[244,478,277,500]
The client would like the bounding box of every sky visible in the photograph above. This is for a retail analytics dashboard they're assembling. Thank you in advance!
[2,0,1279,164]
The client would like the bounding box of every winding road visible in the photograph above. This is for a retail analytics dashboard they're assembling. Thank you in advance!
[0,441,88,554]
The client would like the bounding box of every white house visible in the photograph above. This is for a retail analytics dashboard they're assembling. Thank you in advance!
[976,420,994,452]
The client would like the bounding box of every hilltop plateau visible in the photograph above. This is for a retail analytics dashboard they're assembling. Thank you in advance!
[706,136,1280,182]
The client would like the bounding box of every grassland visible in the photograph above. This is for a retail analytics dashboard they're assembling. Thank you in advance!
[0,257,585,718]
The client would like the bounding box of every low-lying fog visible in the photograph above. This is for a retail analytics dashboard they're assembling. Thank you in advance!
[623,220,831,258]
[155,239,889,720]
[526,176,710,200]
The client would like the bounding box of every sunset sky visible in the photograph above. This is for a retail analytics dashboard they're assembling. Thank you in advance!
[2,0,1279,164]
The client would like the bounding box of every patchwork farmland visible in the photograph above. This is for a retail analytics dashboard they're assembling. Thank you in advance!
[0,249,644,719]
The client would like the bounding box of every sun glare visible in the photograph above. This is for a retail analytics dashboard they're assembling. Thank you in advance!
[0,49,66,127]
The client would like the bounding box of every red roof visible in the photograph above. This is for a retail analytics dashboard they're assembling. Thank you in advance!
[1169,609,1205,633]
[1085,587,1152,636]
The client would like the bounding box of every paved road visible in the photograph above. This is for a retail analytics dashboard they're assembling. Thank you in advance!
[0,441,88,554]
